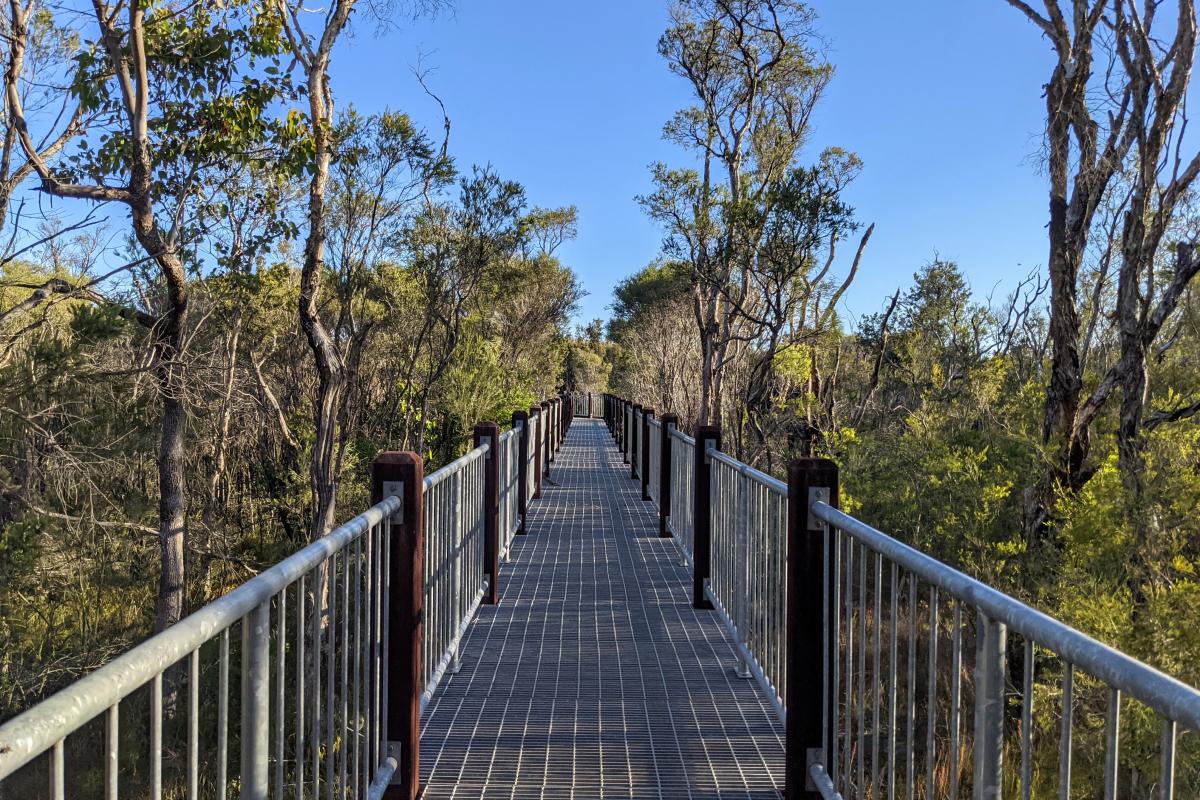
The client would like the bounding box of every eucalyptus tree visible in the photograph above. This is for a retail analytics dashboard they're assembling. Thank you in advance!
[1007,1,1200,584]
[4,0,290,630]
[642,0,869,430]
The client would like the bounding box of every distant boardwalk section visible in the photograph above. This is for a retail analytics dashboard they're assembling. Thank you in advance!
[419,418,785,799]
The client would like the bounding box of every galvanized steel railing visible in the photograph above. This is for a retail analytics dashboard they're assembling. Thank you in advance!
[601,393,1200,799]
[421,445,487,704]
[0,497,403,800]
[810,501,1200,800]
[708,448,788,722]
[647,417,662,505]
[497,427,520,562]
[525,413,540,505]
[0,409,565,800]
[667,428,695,565]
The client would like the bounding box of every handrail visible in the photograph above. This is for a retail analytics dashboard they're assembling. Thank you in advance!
[706,445,787,496]
[813,500,1200,731]
[425,442,488,490]
[0,495,399,779]
[601,391,1200,797]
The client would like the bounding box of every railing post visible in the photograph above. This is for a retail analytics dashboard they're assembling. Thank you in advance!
[588,392,592,419]
[659,414,677,537]
[240,600,270,800]
[973,612,1006,799]
[474,422,501,605]
[371,452,424,800]
[513,411,529,534]
[786,458,838,799]
[693,425,720,610]
[530,406,543,499]
[641,408,654,501]
[630,404,641,479]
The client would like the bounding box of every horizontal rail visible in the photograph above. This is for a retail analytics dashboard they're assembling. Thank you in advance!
[425,442,488,491]
[706,445,787,496]
[813,500,1200,731]
[0,496,401,780]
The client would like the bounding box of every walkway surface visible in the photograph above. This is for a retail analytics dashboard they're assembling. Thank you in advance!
[419,418,784,799]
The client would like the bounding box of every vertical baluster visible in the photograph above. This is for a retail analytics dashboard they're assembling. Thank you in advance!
[844,536,855,790]
[341,541,351,795]
[949,600,961,798]
[297,574,306,799]
[1059,663,1074,800]
[151,673,162,800]
[276,591,285,799]
[189,648,199,800]
[242,601,271,800]
[353,534,363,800]
[926,587,938,800]
[49,739,64,800]
[888,561,898,800]
[1103,688,1120,800]
[822,517,831,767]
[218,629,229,799]
[325,554,336,800]
[1021,639,1033,800]
[311,565,321,799]
[858,544,867,794]
[830,525,842,783]
[1161,719,1176,800]
[873,552,883,794]
[906,576,916,800]
[105,703,118,800]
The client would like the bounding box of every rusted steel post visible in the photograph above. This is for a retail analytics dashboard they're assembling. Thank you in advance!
[692,425,720,610]
[659,413,677,537]
[513,411,529,534]
[641,408,654,501]
[371,452,424,800]
[474,422,501,605]
[786,458,838,799]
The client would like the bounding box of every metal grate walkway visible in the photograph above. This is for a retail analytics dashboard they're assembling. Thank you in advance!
[419,418,784,799]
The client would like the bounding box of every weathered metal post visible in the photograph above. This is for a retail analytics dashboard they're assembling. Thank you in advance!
[474,422,501,605]
[659,414,677,537]
[692,425,720,609]
[513,411,529,534]
[371,452,424,800]
[588,392,593,419]
[641,408,654,501]
[786,458,838,799]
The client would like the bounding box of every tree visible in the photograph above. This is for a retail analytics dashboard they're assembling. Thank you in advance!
[1006,0,1200,569]
[5,0,288,630]
[643,0,870,434]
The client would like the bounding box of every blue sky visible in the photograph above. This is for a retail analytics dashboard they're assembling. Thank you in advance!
[332,2,1055,329]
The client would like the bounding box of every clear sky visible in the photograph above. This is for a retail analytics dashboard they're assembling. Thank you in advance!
[331,1,1056,329]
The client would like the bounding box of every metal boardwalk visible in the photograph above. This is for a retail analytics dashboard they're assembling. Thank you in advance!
[419,418,784,799]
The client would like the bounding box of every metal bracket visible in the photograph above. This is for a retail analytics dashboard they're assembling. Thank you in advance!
[805,748,825,791]
[808,486,830,530]
[382,481,404,522]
